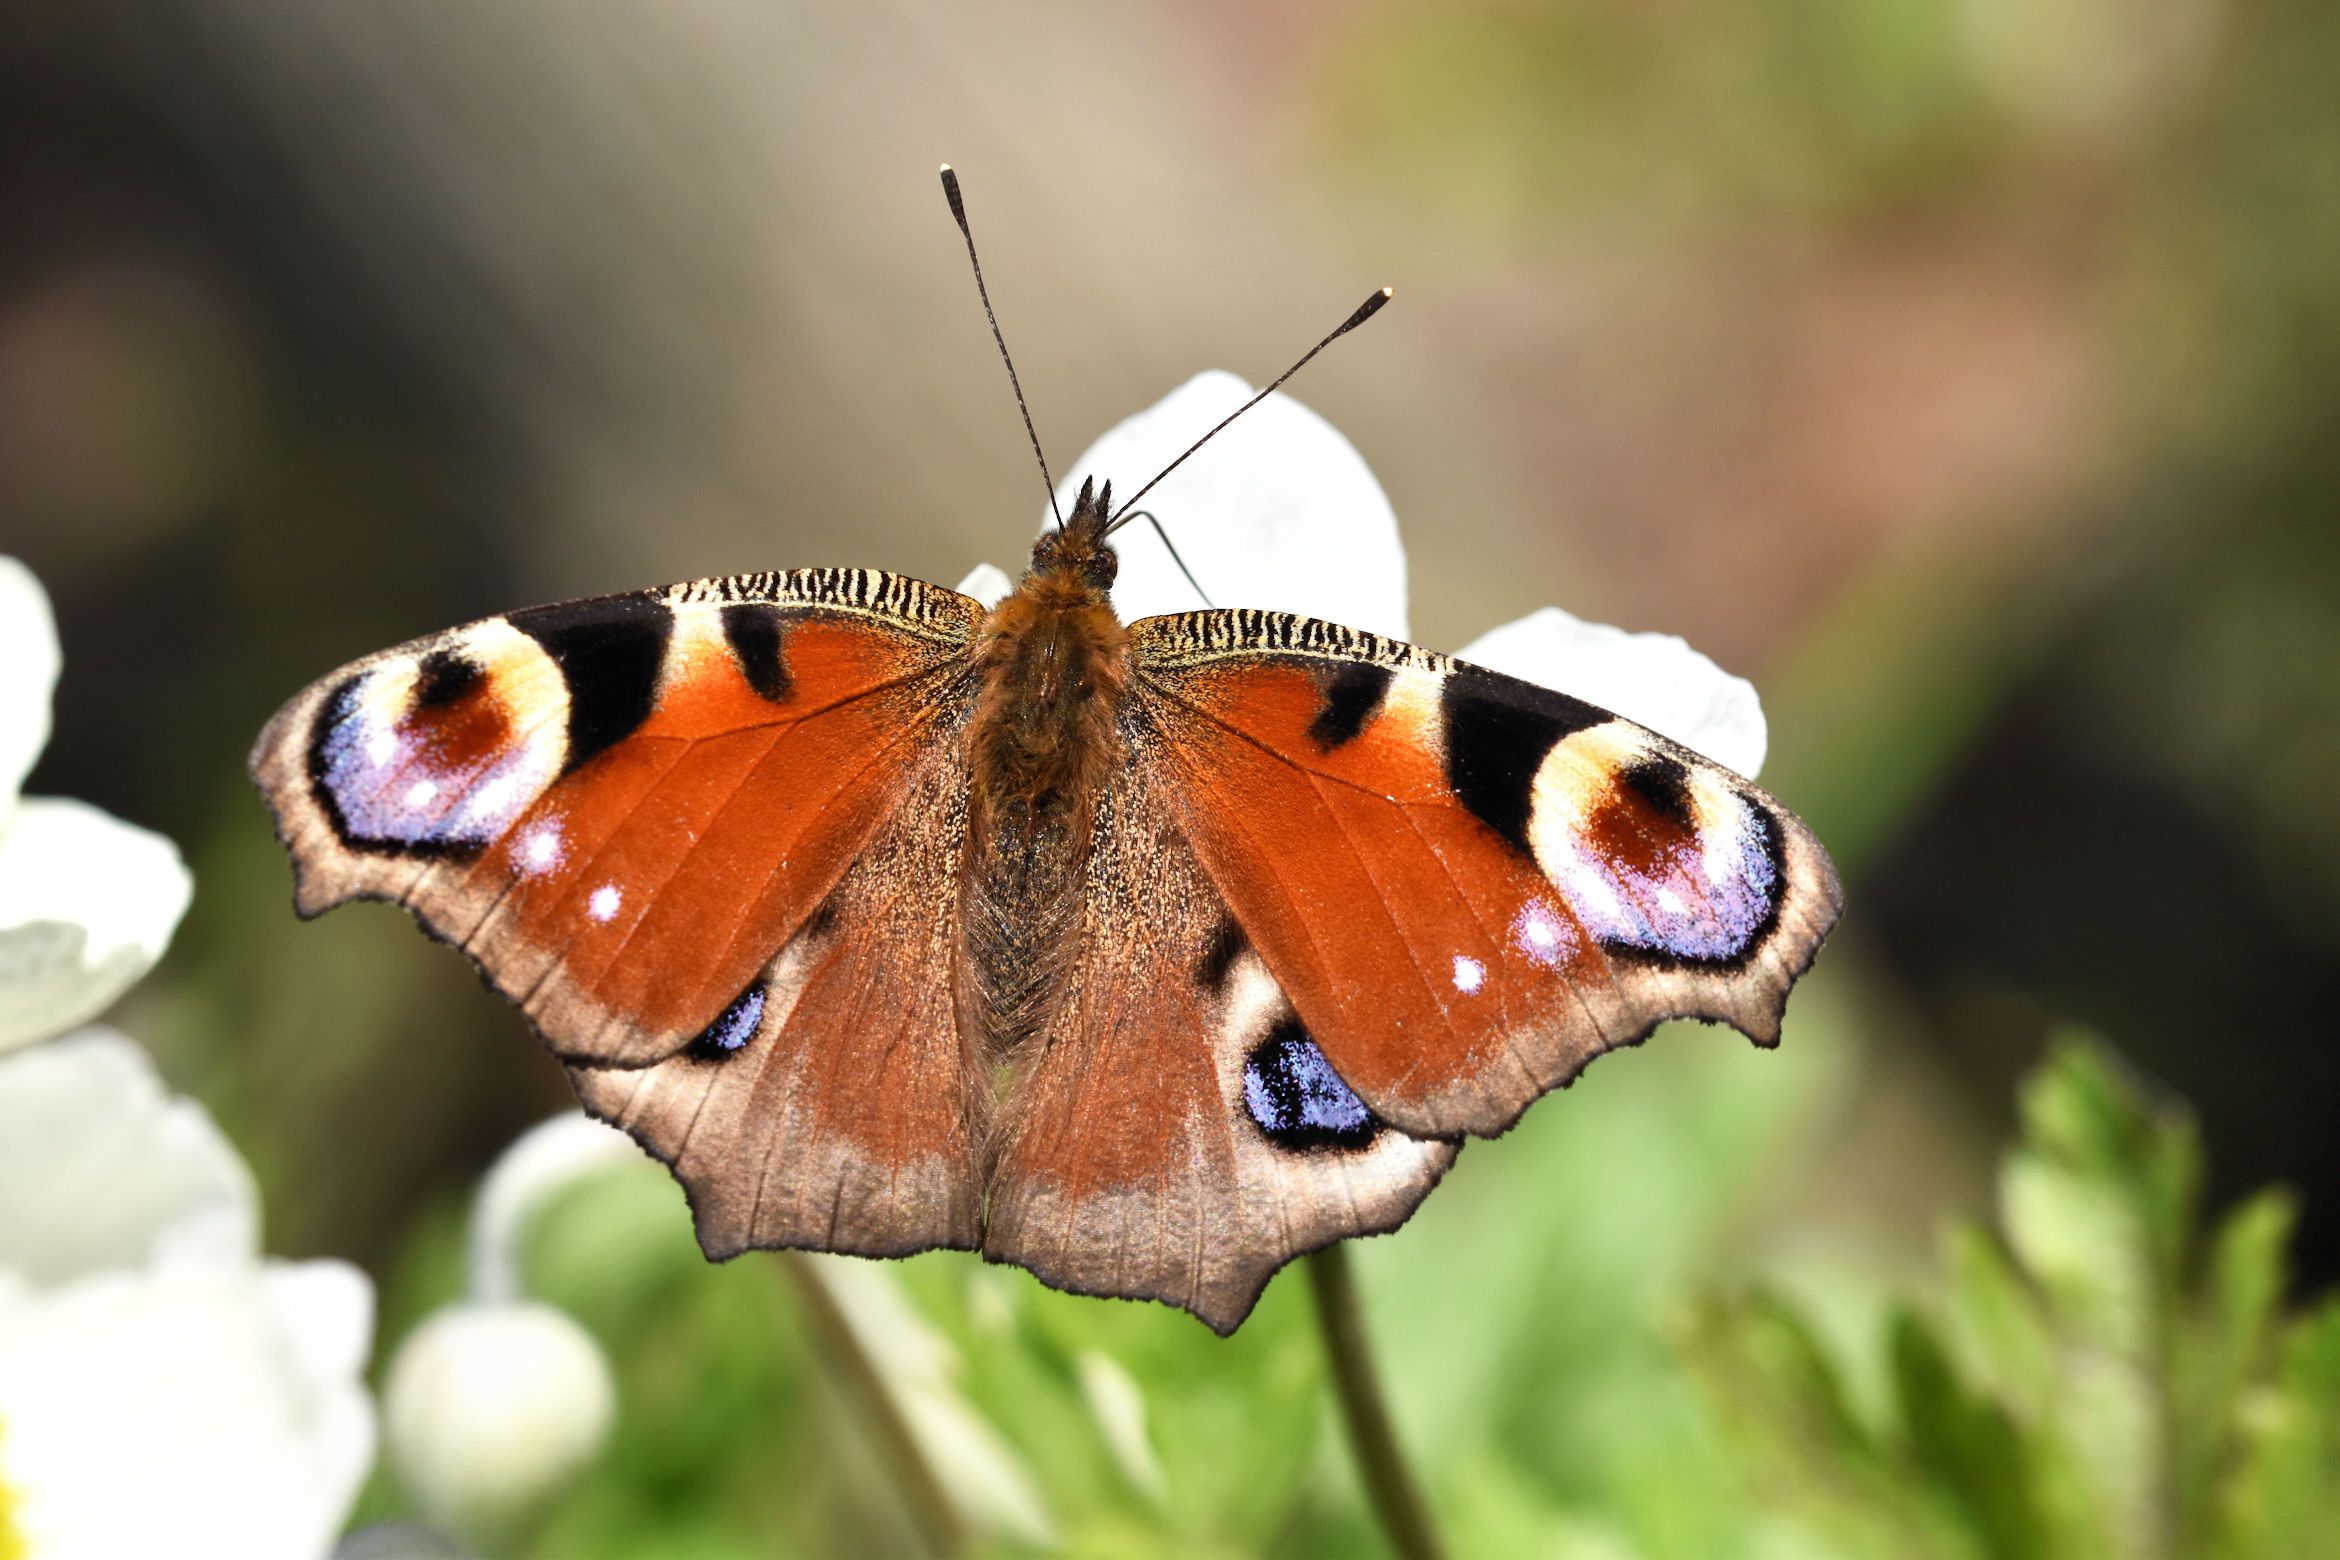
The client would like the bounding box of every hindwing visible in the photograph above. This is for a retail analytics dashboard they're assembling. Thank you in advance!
[983,753,1456,1333]
[569,740,985,1260]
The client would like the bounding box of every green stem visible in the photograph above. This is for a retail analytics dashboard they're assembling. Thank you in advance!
[1307,1243,1445,1560]
[776,1251,967,1559]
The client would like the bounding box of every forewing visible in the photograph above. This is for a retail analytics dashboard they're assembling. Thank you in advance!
[569,743,984,1259]
[251,569,979,1068]
[1128,610,1842,1139]
[984,756,1456,1335]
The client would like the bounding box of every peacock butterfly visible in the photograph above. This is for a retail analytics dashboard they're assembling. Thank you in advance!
[250,169,1842,1332]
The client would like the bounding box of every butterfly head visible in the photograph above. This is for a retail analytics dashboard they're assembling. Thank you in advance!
[1028,475,1120,596]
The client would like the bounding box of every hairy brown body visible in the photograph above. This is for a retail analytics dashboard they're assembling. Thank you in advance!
[960,481,1132,1058]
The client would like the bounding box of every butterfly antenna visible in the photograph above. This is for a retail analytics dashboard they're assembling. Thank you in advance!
[1120,509,1214,606]
[1104,286,1392,535]
[941,164,1064,530]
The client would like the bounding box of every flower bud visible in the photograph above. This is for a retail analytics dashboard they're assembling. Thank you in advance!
[382,1301,614,1542]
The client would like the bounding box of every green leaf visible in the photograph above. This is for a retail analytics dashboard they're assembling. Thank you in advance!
[2220,1299,2340,1557]
[1678,1289,1938,1554]
[1682,1034,2333,1560]
[522,1165,817,1558]
[2014,1036,2200,1285]
[2172,1189,2294,1550]
[1698,1290,1879,1465]
[1940,1225,2055,1417]
[2202,1192,2294,1394]
[1999,1152,2151,1357]
[1888,1306,2050,1559]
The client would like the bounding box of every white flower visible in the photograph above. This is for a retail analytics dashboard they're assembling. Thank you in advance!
[1054,370,1410,637]
[0,557,193,1054]
[960,370,1767,779]
[0,559,58,817]
[0,1023,254,1287]
[0,558,374,1560]
[0,1032,375,1560]
[382,1114,628,1543]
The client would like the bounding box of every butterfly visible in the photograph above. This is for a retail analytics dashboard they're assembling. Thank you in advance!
[250,170,1842,1333]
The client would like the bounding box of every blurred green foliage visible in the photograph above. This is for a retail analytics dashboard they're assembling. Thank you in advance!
[1684,1038,2340,1559]
[345,1024,2340,1557]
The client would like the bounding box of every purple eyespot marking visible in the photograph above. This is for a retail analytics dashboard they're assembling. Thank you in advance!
[1242,1021,1378,1152]
[1559,792,1782,965]
[310,668,551,854]
[690,985,765,1061]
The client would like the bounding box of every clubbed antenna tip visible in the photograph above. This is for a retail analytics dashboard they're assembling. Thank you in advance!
[1105,284,1398,532]
[1344,287,1394,333]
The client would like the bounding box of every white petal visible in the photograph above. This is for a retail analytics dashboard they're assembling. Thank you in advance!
[0,558,60,820]
[382,1301,612,1543]
[953,562,1014,609]
[0,797,194,1053]
[0,1258,376,1560]
[1456,606,1770,779]
[261,1260,379,1528]
[465,1112,645,1305]
[1047,371,1408,636]
[0,1027,258,1287]
[263,1260,378,1406]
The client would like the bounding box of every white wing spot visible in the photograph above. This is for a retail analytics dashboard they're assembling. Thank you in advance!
[518,821,565,873]
[402,778,440,810]
[588,884,623,923]
[1512,901,1575,968]
[364,729,398,767]
[1452,954,1485,994]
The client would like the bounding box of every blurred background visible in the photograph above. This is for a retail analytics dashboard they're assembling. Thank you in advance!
[5,0,2336,1553]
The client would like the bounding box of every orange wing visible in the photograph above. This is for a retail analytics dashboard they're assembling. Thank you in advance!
[251,570,979,1069]
[1126,610,1842,1140]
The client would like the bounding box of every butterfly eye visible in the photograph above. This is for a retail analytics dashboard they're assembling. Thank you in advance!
[1084,547,1118,591]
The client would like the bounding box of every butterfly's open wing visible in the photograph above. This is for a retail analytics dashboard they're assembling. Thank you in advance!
[1125,611,1842,1140]
[253,570,991,1256]
[983,755,1457,1334]
[252,570,977,1068]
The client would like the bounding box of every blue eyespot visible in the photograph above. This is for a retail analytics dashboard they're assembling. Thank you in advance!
[691,985,765,1060]
[1241,1021,1377,1151]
